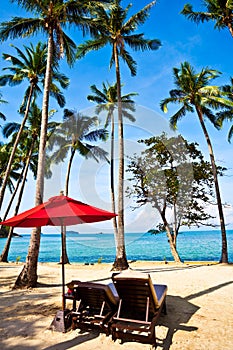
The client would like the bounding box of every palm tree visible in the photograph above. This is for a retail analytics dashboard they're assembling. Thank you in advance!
[0,42,69,210]
[160,61,233,263]
[50,109,109,196]
[0,0,109,287]
[49,109,109,264]
[0,103,55,263]
[181,0,233,37]
[87,82,136,252]
[77,0,161,269]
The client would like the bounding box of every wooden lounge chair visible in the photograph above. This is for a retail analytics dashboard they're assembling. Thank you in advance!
[111,270,167,347]
[70,281,119,335]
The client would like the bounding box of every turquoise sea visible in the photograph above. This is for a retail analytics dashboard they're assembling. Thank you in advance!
[0,230,233,263]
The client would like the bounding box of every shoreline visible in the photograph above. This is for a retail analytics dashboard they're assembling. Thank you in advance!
[0,261,233,349]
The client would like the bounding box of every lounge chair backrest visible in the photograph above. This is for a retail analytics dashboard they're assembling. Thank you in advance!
[74,281,118,309]
[112,271,160,317]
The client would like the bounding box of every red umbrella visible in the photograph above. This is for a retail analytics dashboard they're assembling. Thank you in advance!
[1,195,117,313]
[1,195,117,227]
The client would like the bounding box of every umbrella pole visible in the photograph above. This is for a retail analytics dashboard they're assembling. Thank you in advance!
[49,223,68,333]
[61,224,65,311]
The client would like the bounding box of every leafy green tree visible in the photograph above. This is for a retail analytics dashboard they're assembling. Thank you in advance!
[161,61,233,263]
[77,0,161,270]
[181,0,233,37]
[127,133,225,262]
[0,0,109,287]
[0,42,69,211]
[87,81,137,248]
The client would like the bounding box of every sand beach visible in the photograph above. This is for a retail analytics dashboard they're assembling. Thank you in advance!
[0,261,233,350]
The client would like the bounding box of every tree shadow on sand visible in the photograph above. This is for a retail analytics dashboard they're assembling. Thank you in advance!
[43,329,100,350]
[156,280,233,350]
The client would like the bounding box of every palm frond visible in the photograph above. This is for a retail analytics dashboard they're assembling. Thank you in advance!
[76,38,108,59]
[2,122,22,138]
[0,112,6,121]
[60,31,77,67]
[181,4,212,23]
[82,143,109,163]
[120,49,137,76]
[124,34,161,52]
[123,1,156,32]
[49,88,66,108]
[84,128,109,142]
[122,109,136,122]
[170,105,193,130]
[0,17,43,41]
[52,71,70,90]
[201,106,221,129]
[0,74,23,87]
[227,125,233,142]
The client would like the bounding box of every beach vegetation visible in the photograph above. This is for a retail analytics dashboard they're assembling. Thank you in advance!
[161,62,233,263]
[127,133,226,263]
[0,223,9,238]
[97,256,103,264]
[76,0,161,270]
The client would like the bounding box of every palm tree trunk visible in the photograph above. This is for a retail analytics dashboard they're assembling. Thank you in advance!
[0,141,34,262]
[0,83,34,210]
[110,111,118,242]
[0,165,25,262]
[65,149,75,197]
[112,43,128,270]
[196,107,228,263]
[1,163,26,222]
[14,32,54,288]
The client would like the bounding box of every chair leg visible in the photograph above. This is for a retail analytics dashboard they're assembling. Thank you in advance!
[162,300,167,315]
[111,325,117,342]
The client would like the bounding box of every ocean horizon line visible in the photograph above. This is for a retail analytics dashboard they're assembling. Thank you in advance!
[11,228,233,235]
[1,230,232,264]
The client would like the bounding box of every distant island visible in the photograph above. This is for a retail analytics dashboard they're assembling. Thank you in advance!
[0,230,22,238]
[67,231,79,235]
[0,226,22,238]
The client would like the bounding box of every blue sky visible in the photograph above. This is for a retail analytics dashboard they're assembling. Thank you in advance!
[0,0,233,233]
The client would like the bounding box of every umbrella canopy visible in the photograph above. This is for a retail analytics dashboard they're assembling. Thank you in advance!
[1,195,117,227]
[1,195,117,317]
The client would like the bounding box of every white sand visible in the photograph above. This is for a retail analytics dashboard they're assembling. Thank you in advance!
[0,261,233,350]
